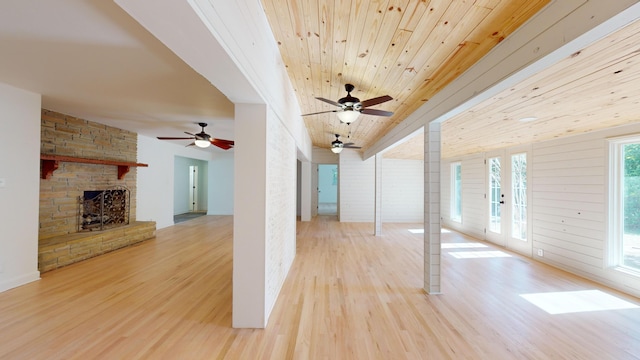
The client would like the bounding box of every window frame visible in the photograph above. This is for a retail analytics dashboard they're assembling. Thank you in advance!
[608,135,640,276]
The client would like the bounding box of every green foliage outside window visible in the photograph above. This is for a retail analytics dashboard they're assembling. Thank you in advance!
[624,143,640,234]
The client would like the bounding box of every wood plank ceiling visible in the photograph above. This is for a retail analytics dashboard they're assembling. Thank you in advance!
[261,0,550,155]
[383,17,640,159]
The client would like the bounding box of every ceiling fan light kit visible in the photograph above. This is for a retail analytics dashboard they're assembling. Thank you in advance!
[302,84,393,125]
[194,138,211,148]
[330,133,361,154]
[337,110,360,124]
[331,138,344,153]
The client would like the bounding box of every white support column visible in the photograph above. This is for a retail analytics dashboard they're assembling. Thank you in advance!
[374,153,383,235]
[301,161,312,221]
[233,104,268,328]
[424,122,442,294]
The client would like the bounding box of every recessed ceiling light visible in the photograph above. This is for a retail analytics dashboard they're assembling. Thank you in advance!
[518,117,538,122]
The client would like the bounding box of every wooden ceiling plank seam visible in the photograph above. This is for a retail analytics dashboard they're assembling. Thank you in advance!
[319,0,336,101]
[366,28,413,101]
[288,0,317,116]
[388,1,489,103]
[262,0,309,113]
[368,0,432,92]
[264,0,319,122]
[385,1,463,107]
[341,0,372,82]
[301,0,324,117]
[348,0,392,98]
[474,0,502,11]
[358,0,412,101]
[397,0,432,32]
[329,0,352,96]
[464,0,549,45]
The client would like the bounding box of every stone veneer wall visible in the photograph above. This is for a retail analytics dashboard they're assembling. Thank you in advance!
[39,109,139,239]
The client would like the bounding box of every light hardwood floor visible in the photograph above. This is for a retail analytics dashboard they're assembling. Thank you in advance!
[1,216,639,359]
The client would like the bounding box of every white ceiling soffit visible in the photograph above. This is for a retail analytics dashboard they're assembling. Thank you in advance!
[0,0,235,142]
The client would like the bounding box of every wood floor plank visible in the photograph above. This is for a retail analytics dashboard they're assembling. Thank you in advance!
[0,215,639,359]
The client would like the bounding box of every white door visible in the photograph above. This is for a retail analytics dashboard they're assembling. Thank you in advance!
[189,165,198,212]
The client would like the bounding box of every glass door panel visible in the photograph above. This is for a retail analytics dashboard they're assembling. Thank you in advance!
[506,149,532,256]
[486,152,505,246]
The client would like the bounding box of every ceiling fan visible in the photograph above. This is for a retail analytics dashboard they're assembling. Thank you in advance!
[302,84,393,124]
[157,122,234,150]
[331,134,361,154]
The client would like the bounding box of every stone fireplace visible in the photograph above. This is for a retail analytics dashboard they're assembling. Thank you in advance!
[38,109,155,272]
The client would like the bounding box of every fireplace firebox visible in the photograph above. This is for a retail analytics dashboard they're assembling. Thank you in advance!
[79,186,130,231]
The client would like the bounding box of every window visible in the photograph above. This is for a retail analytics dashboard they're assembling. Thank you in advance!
[451,163,462,222]
[609,137,640,274]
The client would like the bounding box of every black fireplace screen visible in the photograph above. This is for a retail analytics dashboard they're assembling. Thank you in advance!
[79,186,130,231]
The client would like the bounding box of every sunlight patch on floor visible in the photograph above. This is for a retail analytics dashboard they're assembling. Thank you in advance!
[520,290,639,314]
[442,243,488,249]
[407,229,451,234]
[448,251,511,259]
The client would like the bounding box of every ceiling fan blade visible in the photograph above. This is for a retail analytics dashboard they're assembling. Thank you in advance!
[343,142,356,146]
[211,138,234,150]
[344,145,362,149]
[315,97,341,107]
[184,131,196,136]
[157,136,195,140]
[361,108,393,117]
[302,110,338,116]
[186,142,195,147]
[360,95,393,108]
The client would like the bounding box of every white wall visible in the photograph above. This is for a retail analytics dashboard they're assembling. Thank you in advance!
[441,122,640,298]
[0,82,41,292]
[137,135,216,229]
[208,152,234,215]
[265,107,297,320]
[339,149,375,222]
[381,158,424,223]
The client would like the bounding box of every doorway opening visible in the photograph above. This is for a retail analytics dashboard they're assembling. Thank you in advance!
[318,164,338,215]
[173,156,208,224]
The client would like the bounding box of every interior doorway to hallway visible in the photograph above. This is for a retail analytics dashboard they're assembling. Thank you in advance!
[318,164,338,215]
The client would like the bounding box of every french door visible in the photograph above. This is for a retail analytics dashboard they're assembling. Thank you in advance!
[486,147,532,256]
[486,152,505,246]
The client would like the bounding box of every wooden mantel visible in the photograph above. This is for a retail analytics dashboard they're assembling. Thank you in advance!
[40,154,148,180]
